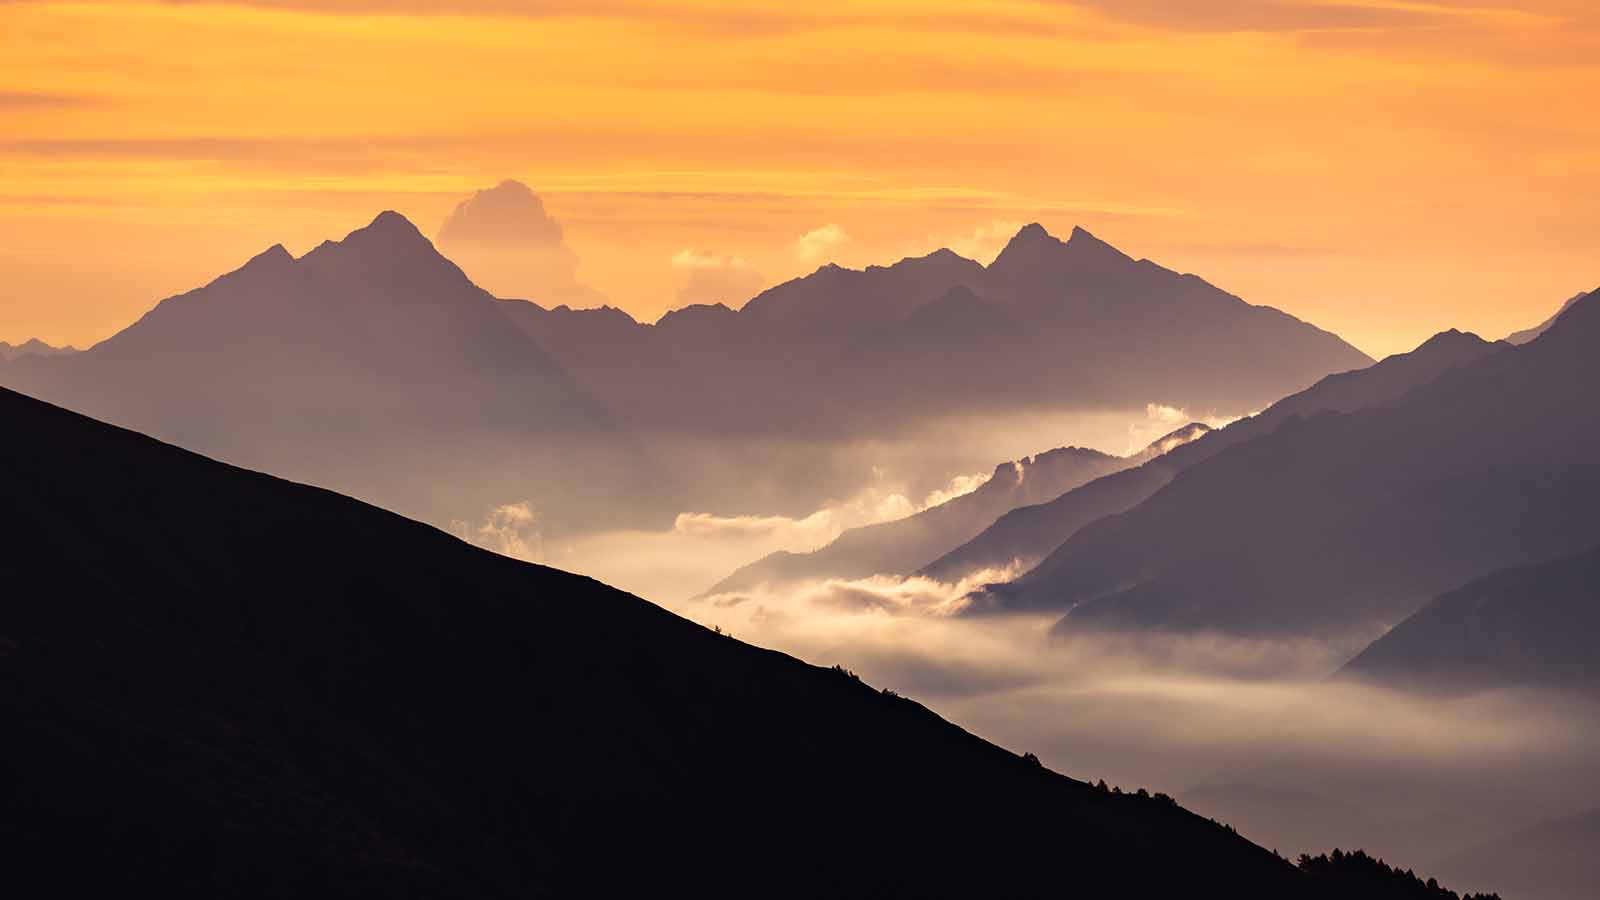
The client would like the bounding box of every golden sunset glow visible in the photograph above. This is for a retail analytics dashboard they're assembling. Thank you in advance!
[3,0,1597,355]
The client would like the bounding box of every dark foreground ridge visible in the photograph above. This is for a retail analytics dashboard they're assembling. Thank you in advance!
[0,387,1492,898]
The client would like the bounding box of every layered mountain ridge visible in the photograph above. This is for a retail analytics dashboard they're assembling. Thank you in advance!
[497,221,1372,435]
[700,422,1212,599]
[0,212,1371,540]
[0,337,76,361]
[985,291,1600,637]
[922,327,1505,585]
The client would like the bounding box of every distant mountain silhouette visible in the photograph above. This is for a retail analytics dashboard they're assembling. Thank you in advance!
[0,212,641,532]
[1505,291,1588,344]
[992,294,1600,636]
[923,329,1503,585]
[500,222,1371,435]
[1339,543,1600,694]
[1430,808,1600,900]
[700,422,1213,599]
[0,337,76,361]
[0,384,1455,898]
[702,445,1132,598]
[0,216,1372,543]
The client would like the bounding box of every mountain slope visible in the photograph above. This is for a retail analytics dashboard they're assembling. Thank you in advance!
[1339,543,1600,694]
[0,212,638,531]
[1001,294,1600,635]
[0,384,1361,899]
[924,329,1501,584]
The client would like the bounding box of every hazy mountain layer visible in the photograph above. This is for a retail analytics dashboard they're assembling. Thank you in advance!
[999,294,1600,636]
[0,212,643,532]
[1505,290,1588,344]
[1340,543,1600,694]
[699,422,1213,598]
[0,213,1371,543]
[0,337,76,361]
[701,446,1128,597]
[1430,808,1600,900]
[923,329,1502,585]
[502,222,1370,436]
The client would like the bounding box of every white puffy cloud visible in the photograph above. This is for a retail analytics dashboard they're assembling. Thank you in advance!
[794,223,850,263]
[435,179,607,306]
[670,249,765,306]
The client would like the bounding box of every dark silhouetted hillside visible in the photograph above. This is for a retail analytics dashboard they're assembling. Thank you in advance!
[0,385,1466,898]
[1297,850,1501,900]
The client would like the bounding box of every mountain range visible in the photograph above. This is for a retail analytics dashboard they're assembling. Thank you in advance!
[0,211,1370,540]
[921,327,1504,585]
[0,337,75,361]
[0,383,1494,898]
[960,293,1600,637]
[499,222,1371,436]
[701,422,1210,598]
[0,212,644,532]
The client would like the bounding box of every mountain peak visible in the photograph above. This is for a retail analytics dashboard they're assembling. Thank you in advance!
[1015,222,1055,242]
[365,209,425,239]
[1412,328,1490,353]
[308,210,438,263]
[987,223,1062,273]
[211,242,294,289]
[989,222,1135,276]
[243,242,292,269]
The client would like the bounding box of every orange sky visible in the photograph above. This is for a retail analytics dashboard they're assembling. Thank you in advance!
[2,0,1597,358]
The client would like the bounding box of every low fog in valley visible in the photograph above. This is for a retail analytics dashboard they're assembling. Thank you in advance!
[453,397,1600,897]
